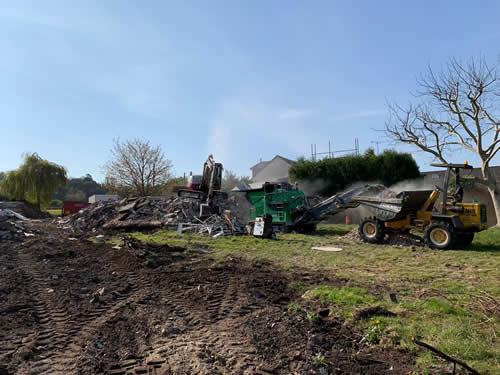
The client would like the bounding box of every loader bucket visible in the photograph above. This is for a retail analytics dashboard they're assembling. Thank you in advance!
[353,190,433,221]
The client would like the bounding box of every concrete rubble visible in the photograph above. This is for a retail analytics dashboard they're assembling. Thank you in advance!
[0,209,32,241]
[0,201,51,219]
[59,196,245,237]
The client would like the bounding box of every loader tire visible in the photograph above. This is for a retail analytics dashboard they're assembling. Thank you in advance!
[359,217,385,244]
[455,232,474,248]
[425,221,456,250]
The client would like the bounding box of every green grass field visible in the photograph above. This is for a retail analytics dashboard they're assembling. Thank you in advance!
[121,225,499,374]
[45,208,61,216]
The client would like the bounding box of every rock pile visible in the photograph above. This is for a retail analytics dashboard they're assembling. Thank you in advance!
[340,228,423,247]
[61,196,245,237]
[0,209,33,241]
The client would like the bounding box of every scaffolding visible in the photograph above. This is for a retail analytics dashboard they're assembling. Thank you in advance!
[310,138,359,161]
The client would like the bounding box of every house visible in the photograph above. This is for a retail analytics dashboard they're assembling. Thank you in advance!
[421,165,500,226]
[250,155,297,184]
[88,194,119,204]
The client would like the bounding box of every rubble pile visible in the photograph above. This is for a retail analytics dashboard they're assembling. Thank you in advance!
[385,232,423,247]
[0,201,51,219]
[340,228,423,247]
[360,185,398,198]
[0,209,32,241]
[62,196,245,237]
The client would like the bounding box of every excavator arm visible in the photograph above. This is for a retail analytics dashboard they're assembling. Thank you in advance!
[200,155,223,201]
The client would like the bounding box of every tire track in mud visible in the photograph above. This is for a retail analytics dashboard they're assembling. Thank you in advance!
[0,251,32,364]
[11,246,151,375]
[2,221,419,375]
[15,249,78,374]
[104,270,264,375]
[4,230,266,375]
[6,237,284,375]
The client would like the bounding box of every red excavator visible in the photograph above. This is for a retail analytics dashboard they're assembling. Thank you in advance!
[174,155,228,215]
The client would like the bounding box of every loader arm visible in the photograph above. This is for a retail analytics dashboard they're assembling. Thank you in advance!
[293,184,384,226]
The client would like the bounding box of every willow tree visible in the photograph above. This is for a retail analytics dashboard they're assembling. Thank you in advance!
[386,57,500,224]
[2,153,67,208]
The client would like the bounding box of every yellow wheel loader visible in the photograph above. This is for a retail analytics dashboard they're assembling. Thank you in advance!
[353,163,488,249]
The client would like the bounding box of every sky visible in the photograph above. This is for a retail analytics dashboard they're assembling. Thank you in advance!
[1,1,500,181]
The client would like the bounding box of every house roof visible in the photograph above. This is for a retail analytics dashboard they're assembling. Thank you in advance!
[250,155,296,170]
[250,160,271,171]
[273,155,297,165]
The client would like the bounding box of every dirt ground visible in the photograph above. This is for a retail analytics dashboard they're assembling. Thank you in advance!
[0,221,417,375]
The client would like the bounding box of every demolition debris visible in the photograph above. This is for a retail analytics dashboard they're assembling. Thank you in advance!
[0,209,33,241]
[0,201,51,219]
[60,196,245,237]
[339,228,424,247]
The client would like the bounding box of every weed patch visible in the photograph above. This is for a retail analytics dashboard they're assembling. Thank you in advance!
[308,286,376,306]
[287,303,303,313]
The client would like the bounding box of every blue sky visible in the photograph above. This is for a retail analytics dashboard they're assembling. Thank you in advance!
[1,1,500,180]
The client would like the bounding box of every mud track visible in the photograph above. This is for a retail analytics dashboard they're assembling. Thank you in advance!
[0,222,416,374]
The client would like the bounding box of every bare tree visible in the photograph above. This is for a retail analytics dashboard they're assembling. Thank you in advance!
[104,139,172,197]
[386,56,500,223]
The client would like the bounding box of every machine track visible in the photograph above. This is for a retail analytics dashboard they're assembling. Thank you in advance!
[0,222,416,375]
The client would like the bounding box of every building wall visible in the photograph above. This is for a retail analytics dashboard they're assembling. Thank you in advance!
[253,158,293,183]
[250,162,270,179]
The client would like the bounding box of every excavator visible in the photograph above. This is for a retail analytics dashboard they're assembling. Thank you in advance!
[175,155,228,216]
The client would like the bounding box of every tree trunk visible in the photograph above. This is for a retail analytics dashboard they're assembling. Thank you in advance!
[487,187,500,226]
[481,164,500,226]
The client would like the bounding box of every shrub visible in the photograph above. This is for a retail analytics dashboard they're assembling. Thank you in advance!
[289,149,420,195]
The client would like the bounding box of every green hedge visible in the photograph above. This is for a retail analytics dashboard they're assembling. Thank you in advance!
[289,149,420,195]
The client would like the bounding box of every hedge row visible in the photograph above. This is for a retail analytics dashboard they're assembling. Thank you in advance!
[289,149,420,196]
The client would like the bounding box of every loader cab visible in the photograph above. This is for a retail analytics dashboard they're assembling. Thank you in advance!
[430,163,473,213]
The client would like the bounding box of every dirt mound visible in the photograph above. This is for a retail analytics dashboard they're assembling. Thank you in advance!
[0,221,417,374]
[61,196,244,236]
[340,228,424,247]
[0,201,50,219]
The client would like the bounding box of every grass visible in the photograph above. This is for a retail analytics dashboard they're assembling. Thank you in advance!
[470,227,500,252]
[308,285,376,306]
[45,208,61,216]
[123,224,500,374]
